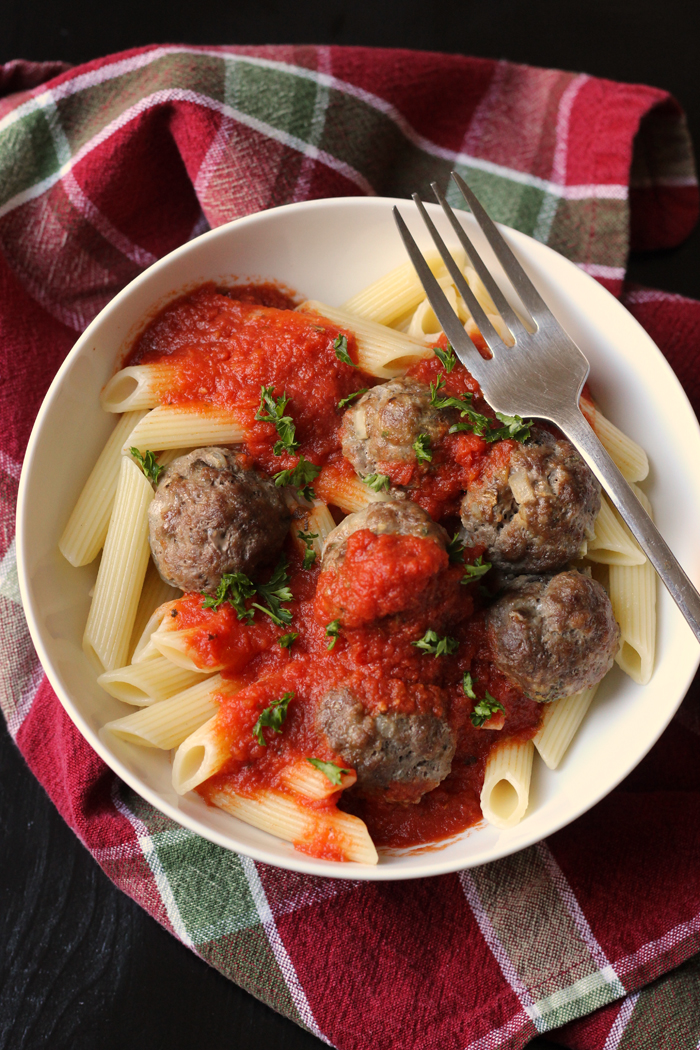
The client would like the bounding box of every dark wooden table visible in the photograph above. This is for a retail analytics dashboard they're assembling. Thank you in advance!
[2,3,700,1048]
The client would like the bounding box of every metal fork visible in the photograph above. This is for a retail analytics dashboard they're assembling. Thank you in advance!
[393,172,700,643]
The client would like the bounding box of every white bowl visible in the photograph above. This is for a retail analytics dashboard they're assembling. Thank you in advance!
[17,196,700,880]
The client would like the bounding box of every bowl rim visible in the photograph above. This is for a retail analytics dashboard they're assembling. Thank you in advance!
[16,194,700,880]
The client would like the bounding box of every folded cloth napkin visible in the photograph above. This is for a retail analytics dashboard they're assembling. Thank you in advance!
[1,45,699,1050]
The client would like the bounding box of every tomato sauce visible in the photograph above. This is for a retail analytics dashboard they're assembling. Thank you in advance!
[129,284,543,859]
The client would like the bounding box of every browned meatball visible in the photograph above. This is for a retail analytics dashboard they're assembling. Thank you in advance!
[340,377,453,484]
[486,571,620,702]
[322,499,448,574]
[148,447,290,594]
[460,427,600,573]
[317,684,455,802]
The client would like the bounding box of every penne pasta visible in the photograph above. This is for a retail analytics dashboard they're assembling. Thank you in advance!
[59,410,148,567]
[587,493,646,566]
[128,560,181,662]
[341,248,466,325]
[480,738,534,830]
[131,599,178,664]
[98,657,210,706]
[151,623,226,672]
[298,301,432,378]
[172,712,231,794]
[280,758,357,800]
[100,363,181,412]
[206,784,378,865]
[609,485,656,685]
[104,674,231,749]
[126,405,247,454]
[314,464,391,514]
[533,686,599,770]
[580,397,649,482]
[83,456,153,672]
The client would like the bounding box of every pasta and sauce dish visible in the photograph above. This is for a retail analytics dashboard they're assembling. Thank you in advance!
[59,250,655,866]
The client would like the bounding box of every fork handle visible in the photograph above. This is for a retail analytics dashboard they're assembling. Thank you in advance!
[558,409,700,644]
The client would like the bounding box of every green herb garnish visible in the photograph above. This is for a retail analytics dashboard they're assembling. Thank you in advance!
[433,343,456,373]
[413,433,432,463]
[412,629,459,657]
[461,555,492,583]
[306,757,351,785]
[273,456,321,501]
[429,376,532,443]
[297,530,319,570]
[130,448,165,485]
[202,572,256,621]
[470,692,505,728]
[463,671,476,699]
[250,556,293,627]
[253,692,294,745]
[333,333,357,368]
[255,385,299,456]
[278,632,299,650]
[363,473,390,492]
[338,387,369,410]
[447,534,465,564]
[325,620,341,650]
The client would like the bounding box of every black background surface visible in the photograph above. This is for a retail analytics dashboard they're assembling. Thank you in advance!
[2,3,700,1049]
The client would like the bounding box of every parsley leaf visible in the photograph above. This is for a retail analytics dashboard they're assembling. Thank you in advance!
[446,533,465,564]
[470,691,505,728]
[338,388,369,410]
[412,629,459,657]
[306,757,351,785]
[253,692,294,746]
[363,473,390,492]
[297,530,319,570]
[250,556,293,627]
[130,448,165,485]
[429,377,532,444]
[273,456,321,501]
[413,433,432,463]
[463,671,476,699]
[255,385,299,456]
[461,555,492,583]
[325,620,341,650]
[491,412,532,443]
[433,344,456,373]
[278,632,298,650]
[333,334,357,368]
[202,572,256,621]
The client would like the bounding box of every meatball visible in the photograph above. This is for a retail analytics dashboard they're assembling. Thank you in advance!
[460,426,600,573]
[317,684,455,802]
[148,447,290,594]
[322,499,448,574]
[486,571,620,702]
[340,377,453,483]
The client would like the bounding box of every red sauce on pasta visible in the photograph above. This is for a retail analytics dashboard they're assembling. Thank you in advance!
[128,284,543,858]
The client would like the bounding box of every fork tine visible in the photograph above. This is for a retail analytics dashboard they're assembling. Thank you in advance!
[392,207,489,387]
[451,171,553,323]
[411,193,504,355]
[431,182,528,339]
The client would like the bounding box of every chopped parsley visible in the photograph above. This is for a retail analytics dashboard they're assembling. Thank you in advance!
[413,433,432,463]
[462,671,477,699]
[253,692,294,746]
[201,572,256,622]
[273,456,321,501]
[412,629,459,657]
[250,556,293,627]
[278,632,298,650]
[461,555,492,583]
[470,692,505,728]
[429,376,532,443]
[297,530,319,570]
[363,473,390,492]
[433,343,456,373]
[255,385,299,456]
[130,448,165,485]
[325,619,341,650]
[338,388,369,410]
[333,333,357,367]
[446,533,465,564]
[306,757,351,785]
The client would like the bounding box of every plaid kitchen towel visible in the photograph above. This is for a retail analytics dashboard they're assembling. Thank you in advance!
[1,45,699,1050]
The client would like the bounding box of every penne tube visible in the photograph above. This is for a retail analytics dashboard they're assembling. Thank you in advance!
[207,784,378,865]
[172,712,234,793]
[131,599,179,664]
[100,363,181,412]
[59,410,148,567]
[128,561,181,661]
[104,674,231,749]
[298,301,431,378]
[609,485,656,685]
[314,464,391,514]
[480,738,534,830]
[341,248,466,325]
[98,657,210,706]
[580,397,649,482]
[533,686,599,770]
[126,405,247,453]
[280,758,357,800]
[587,493,646,566]
[83,456,153,672]
[151,622,226,672]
